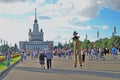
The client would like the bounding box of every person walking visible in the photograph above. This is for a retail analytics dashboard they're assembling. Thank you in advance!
[30,51,33,60]
[45,49,53,69]
[6,51,11,67]
[21,52,24,62]
[94,47,99,60]
[81,49,86,63]
[57,49,61,58]
[39,51,46,69]
[88,49,91,60]
[99,48,105,61]
[23,52,27,60]
[112,46,117,59]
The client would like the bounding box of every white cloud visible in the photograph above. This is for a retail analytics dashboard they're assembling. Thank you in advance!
[34,0,102,43]
[56,0,101,21]
[0,1,36,15]
[0,17,30,46]
[0,0,25,3]
[58,24,110,31]
[36,0,44,3]
[102,25,109,30]
[33,0,101,25]
[0,0,118,46]
[102,0,120,12]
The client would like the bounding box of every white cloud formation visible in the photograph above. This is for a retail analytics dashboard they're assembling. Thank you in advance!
[0,0,25,3]
[0,2,36,15]
[102,25,109,30]
[59,0,101,21]
[0,17,29,45]
[59,25,109,31]
[0,0,119,46]
[102,0,120,12]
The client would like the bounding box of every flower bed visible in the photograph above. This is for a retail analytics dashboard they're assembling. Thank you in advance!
[11,53,21,58]
[0,53,21,62]
[0,56,21,72]
[0,56,5,62]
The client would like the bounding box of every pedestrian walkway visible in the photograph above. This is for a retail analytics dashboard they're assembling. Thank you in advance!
[1,55,120,80]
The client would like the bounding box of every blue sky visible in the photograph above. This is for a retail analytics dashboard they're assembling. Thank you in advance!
[82,8,120,39]
[0,0,120,46]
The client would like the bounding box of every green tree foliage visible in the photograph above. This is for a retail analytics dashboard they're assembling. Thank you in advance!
[93,36,120,50]
[57,42,63,49]
[53,46,58,49]
[75,36,120,50]
[80,40,91,49]
[9,46,15,52]
[55,36,120,50]
[0,44,9,53]
[0,43,19,54]
[14,43,19,52]
[95,38,109,49]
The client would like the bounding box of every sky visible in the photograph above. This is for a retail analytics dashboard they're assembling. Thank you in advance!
[0,0,120,47]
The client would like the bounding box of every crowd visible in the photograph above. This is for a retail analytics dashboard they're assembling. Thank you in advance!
[26,48,53,70]
[19,45,120,70]
[49,46,120,63]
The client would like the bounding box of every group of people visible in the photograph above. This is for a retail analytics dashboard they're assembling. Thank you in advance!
[28,48,53,70]
[21,48,53,70]
[38,49,53,69]
[30,50,39,60]
[85,46,120,61]
[87,47,106,61]
[21,45,120,70]
[21,52,27,62]
[53,48,73,59]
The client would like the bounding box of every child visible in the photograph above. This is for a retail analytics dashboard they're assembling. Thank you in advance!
[21,52,24,62]
[39,52,46,69]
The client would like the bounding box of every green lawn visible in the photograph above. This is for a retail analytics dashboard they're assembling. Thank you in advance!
[0,56,21,72]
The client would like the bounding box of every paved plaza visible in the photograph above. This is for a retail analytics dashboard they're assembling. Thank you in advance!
[1,55,120,80]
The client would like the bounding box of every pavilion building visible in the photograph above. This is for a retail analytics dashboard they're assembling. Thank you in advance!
[19,8,53,51]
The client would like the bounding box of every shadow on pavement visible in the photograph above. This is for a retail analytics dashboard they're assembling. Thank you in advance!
[15,66,120,79]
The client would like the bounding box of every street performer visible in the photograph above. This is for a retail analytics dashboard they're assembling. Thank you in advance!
[72,31,82,68]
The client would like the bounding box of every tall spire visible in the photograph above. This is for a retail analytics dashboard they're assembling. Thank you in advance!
[35,8,37,20]
[34,8,37,23]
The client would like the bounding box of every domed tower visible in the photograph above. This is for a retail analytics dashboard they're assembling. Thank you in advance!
[29,8,44,41]
[19,8,53,52]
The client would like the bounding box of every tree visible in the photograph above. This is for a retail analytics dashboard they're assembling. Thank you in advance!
[57,42,63,49]
[14,43,19,52]
[53,46,58,49]
[0,44,9,54]
[54,35,120,51]
[9,46,15,52]
[80,40,91,49]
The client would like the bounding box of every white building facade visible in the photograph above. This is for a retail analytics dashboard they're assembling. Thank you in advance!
[19,9,53,51]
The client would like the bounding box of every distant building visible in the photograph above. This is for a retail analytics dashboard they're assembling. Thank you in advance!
[19,8,53,51]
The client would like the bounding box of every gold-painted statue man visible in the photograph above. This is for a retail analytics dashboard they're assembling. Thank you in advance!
[72,31,82,68]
